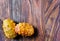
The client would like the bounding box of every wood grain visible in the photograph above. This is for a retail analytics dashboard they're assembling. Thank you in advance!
[44,0,60,41]
[0,0,60,41]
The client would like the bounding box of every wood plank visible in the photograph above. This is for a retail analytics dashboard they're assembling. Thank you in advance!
[0,0,60,41]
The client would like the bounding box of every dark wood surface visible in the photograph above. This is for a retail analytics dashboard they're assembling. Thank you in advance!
[0,0,60,41]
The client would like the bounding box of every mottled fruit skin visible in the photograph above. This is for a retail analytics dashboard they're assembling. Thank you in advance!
[15,23,34,37]
[3,19,16,38]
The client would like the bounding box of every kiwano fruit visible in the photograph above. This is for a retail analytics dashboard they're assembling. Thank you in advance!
[15,23,34,37]
[3,19,16,38]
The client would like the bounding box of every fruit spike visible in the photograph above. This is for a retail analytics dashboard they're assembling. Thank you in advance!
[15,23,34,37]
[3,19,16,38]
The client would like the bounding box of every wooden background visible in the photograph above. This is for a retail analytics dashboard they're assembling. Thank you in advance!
[0,0,60,41]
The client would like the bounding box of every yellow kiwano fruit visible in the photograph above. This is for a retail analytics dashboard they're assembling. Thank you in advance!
[3,19,16,38]
[15,23,34,37]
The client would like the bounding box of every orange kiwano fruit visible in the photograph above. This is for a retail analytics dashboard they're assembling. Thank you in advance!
[3,19,16,38]
[15,23,34,36]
